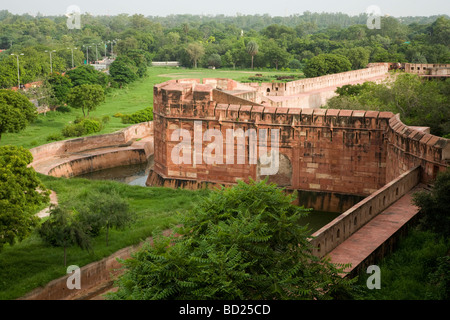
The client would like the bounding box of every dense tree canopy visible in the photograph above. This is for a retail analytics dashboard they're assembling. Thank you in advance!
[0,11,448,87]
[326,74,450,137]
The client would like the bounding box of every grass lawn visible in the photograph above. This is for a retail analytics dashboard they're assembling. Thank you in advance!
[0,67,302,149]
[0,174,209,300]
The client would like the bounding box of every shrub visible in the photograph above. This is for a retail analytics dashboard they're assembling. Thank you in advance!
[120,107,153,124]
[82,119,102,135]
[46,133,64,142]
[61,118,103,138]
[61,123,85,138]
[56,106,72,113]
[101,115,110,124]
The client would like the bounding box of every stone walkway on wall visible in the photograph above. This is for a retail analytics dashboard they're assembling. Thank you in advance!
[328,184,426,276]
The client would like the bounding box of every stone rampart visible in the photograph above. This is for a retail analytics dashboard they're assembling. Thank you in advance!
[30,122,154,177]
[386,114,450,183]
[150,98,394,196]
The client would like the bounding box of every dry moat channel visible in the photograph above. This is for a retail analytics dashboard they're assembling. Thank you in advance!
[76,160,363,234]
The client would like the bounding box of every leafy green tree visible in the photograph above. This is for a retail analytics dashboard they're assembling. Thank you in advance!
[186,42,205,68]
[124,49,150,77]
[262,39,291,70]
[246,40,259,70]
[67,84,105,118]
[38,206,91,267]
[429,16,450,47]
[303,53,352,78]
[207,53,222,68]
[346,47,370,70]
[0,89,37,142]
[327,74,450,137]
[0,146,49,250]
[47,72,73,105]
[78,191,133,246]
[0,56,18,88]
[109,180,354,300]
[109,57,138,88]
[66,65,108,88]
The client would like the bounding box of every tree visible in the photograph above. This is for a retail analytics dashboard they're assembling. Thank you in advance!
[0,89,37,142]
[0,146,49,250]
[413,168,450,237]
[263,39,291,70]
[124,49,150,77]
[78,191,133,246]
[246,40,259,70]
[66,65,108,88]
[343,47,370,70]
[47,72,73,105]
[109,56,138,88]
[38,206,91,267]
[186,42,205,68]
[303,53,352,78]
[109,180,354,300]
[207,53,222,68]
[67,84,105,118]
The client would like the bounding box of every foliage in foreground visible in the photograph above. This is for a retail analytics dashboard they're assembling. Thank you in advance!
[108,179,355,300]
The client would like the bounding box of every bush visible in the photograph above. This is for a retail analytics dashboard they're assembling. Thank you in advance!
[119,107,153,124]
[61,118,103,138]
[82,119,102,135]
[61,123,85,138]
[46,133,64,142]
[101,115,110,124]
[56,106,72,113]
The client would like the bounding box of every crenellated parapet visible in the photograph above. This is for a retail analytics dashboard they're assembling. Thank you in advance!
[386,114,450,183]
[149,77,449,194]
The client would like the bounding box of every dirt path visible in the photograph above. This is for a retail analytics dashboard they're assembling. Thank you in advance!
[36,190,58,218]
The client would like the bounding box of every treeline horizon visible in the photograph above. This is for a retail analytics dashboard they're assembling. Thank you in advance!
[1,9,449,87]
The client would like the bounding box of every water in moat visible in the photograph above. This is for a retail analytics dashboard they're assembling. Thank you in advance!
[77,160,153,187]
[77,161,343,234]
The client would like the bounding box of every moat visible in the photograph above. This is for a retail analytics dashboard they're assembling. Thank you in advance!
[76,158,343,234]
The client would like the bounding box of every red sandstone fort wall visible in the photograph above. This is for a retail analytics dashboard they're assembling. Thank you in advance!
[151,75,449,195]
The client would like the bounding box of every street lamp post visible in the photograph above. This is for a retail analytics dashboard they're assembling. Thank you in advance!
[108,39,118,58]
[92,43,98,63]
[10,53,24,89]
[103,41,107,58]
[67,47,77,68]
[45,50,56,73]
[83,45,91,64]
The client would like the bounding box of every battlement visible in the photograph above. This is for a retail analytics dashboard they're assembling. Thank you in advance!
[149,76,449,194]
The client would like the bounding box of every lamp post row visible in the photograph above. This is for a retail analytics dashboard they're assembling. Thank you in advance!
[11,39,118,89]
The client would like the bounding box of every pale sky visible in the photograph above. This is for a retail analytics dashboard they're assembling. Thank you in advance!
[1,0,449,17]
